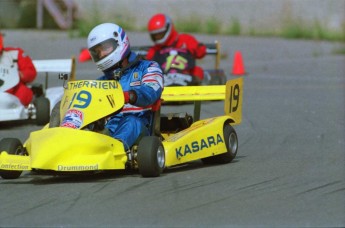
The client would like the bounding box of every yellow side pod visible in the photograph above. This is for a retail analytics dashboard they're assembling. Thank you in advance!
[161,77,244,167]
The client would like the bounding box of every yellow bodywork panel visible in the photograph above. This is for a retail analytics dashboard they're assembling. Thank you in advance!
[162,77,243,124]
[24,128,127,171]
[224,77,243,124]
[0,152,31,171]
[162,85,226,101]
[163,116,230,167]
[59,80,124,129]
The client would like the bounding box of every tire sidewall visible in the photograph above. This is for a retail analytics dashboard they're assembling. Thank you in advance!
[137,136,165,177]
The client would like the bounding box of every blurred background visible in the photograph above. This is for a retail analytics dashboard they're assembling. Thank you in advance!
[0,0,344,42]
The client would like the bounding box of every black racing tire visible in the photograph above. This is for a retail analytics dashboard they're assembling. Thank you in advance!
[137,136,165,177]
[202,123,238,164]
[34,97,50,126]
[0,138,24,179]
[49,100,61,128]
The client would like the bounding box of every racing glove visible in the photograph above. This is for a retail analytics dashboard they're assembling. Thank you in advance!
[123,90,137,104]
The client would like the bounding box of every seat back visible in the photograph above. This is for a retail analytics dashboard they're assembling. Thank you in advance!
[160,112,193,133]
[150,99,161,137]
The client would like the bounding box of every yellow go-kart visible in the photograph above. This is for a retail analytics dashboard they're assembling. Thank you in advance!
[0,76,243,179]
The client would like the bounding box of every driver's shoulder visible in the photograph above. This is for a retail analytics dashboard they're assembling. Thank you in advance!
[138,59,160,69]
[178,33,197,41]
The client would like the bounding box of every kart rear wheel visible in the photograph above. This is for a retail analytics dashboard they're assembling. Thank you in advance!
[202,123,238,164]
[34,97,50,125]
[0,138,24,179]
[137,136,165,177]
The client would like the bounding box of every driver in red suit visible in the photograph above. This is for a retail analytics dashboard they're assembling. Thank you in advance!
[146,13,207,84]
[0,32,37,106]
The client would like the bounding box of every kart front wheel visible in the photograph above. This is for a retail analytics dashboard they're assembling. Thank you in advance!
[137,136,165,177]
[202,123,238,164]
[34,97,50,125]
[0,138,24,179]
[49,100,61,128]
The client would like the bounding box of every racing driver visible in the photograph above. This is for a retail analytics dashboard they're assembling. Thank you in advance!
[146,13,207,84]
[87,23,163,150]
[0,32,37,106]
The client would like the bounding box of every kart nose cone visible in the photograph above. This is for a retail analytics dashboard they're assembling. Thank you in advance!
[27,128,128,171]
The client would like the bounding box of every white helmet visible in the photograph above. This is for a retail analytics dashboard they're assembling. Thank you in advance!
[87,23,130,72]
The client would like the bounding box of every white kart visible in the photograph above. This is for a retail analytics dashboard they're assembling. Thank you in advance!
[0,59,73,125]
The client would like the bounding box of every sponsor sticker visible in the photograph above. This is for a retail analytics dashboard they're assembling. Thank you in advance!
[61,109,84,129]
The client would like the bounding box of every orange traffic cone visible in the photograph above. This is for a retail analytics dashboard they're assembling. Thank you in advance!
[231,51,246,75]
[78,48,92,62]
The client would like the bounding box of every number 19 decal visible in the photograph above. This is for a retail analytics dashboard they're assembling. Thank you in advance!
[229,84,240,113]
[68,90,92,109]
[225,78,243,124]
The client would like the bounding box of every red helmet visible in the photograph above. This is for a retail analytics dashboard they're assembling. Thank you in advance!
[147,13,177,46]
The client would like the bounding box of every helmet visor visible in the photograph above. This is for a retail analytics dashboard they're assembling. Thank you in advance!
[150,23,170,43]
[150,31,166,42]
[89,39,118,62]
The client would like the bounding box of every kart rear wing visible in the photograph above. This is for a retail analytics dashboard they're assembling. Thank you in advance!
[132,40,221,70]
[33,56,76,89]
[161,77,243,125]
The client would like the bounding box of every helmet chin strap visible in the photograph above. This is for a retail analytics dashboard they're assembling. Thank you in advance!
[112,61,123,80]
[112,52,141,80]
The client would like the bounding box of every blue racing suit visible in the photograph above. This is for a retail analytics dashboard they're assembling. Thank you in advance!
[98,52,163,150]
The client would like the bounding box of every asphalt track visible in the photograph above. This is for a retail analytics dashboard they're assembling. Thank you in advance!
[0,30,344,227]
